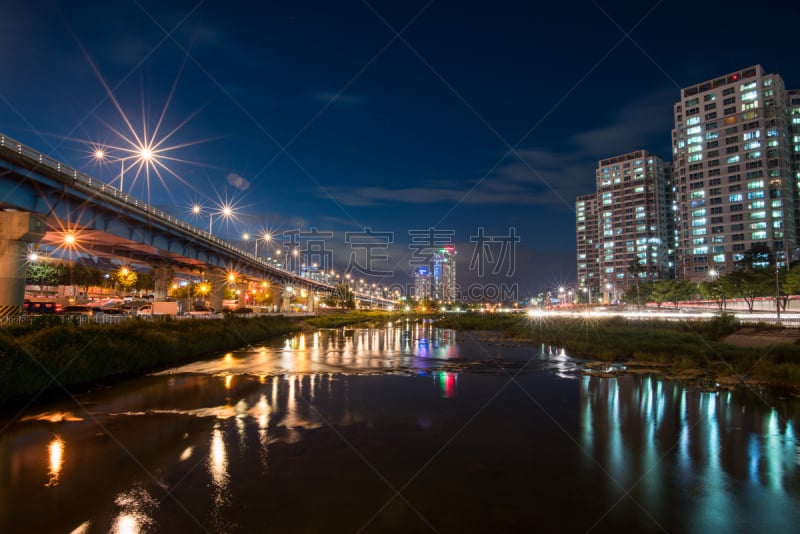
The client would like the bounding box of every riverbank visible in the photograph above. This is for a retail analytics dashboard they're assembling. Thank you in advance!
[434,313,800,395]
[5,311,798,406]
[0,311,414,405]
[0,315,310,405]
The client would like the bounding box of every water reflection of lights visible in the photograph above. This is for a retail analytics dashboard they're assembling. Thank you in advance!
[167,326,464,378]
[257,393,270,470]
[434,372,457,399]
[179,446,194,461]
[46,435,65,487]
[111,488,156,534]
[209,425,229,505]
[581,373,800,528]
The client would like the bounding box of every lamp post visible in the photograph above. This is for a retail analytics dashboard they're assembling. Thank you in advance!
[95,148,125,192]
[211,205,234,235]
[256,232,271,258]
[582,286,592,305]
[95,147,152,194]
[193,203,234,235]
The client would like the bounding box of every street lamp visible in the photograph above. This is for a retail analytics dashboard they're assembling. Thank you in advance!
[257,232,271,258]
[94,148,124,192]
[94,147,153,194]
[212,205,234,234]
[194,203,235,235]
[243,233,251,254]
[582,286,592,304]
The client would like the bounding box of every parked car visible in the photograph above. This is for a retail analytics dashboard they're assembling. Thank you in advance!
[23,300,57,315]
[185,306,215,317]
[136,302,179,316]
[224,307,254,316]
[61,305,104,317]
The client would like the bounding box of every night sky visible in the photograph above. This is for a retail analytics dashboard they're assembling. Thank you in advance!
[2,1,799,300]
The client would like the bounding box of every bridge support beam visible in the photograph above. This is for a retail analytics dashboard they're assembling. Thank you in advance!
[0,212,47,317]
[281,288,292,313]
[152,265,174,301]
[307,290,315,313]
[207,269,225,312]
[270,286,282,313]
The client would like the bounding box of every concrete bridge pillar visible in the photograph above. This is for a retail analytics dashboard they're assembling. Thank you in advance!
[281,287,293,313]
[271,285,282,313]
[152,265,174,300]
[306,289,315,313]
[207,269,226,312]
[0,212,46,317]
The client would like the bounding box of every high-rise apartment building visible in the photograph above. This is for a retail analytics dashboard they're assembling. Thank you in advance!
[413,266,432,301]
[432,247,457,303]
[673,65,797,280]
[577,150,674,303]
[790,90,800,246]
[576,193,599,297]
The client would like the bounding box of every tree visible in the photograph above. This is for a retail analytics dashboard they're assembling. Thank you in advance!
[699,278,728,309]
[648,280,672,309]
[134,271,154,293]
[71,262,105,295]
[111,267,138,293]
[666,280,697,308]
[26,261,63,295]
[627,259,644,309]
[731,244,781,312]
[783,264,800,298]
[327,283,354,309]
[725,270,764,312]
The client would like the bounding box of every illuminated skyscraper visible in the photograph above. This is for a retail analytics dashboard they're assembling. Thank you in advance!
[432,247,456,303]
[790,90,800,252]
[577,150,674,303]
[413,266,432,300]
[673,65,797,280]
[576,193,599,296]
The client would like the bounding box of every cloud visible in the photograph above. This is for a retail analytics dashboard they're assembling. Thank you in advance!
[322,88,677,209]
[328,183,550,207]
[227,172,250,190]
[571,88,675,157]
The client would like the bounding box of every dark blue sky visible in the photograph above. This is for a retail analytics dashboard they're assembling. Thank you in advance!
[2,0,799,298]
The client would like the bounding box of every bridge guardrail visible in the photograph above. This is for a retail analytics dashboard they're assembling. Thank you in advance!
[1,133,396,304]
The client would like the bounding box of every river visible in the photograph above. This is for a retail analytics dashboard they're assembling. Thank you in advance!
[1,321,798,533]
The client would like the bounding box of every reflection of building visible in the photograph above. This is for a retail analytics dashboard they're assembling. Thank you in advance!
[433,247,456,302]
[413,266,431,300]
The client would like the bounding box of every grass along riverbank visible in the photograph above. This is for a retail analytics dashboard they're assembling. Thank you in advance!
[0,311,421,406]
[6,310,797,406]
[434,313,800,394]
[0,315,305,405]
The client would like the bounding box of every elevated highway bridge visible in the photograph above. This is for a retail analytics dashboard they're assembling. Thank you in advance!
[0,133,393,316]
